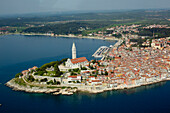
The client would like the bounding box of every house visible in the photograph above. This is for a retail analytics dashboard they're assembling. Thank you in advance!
[46,66,54,71]
[28,66,38,72]
[91,80,102,86]
[68,75,81,82]
[22,70,29,75]
[88,76,96,82]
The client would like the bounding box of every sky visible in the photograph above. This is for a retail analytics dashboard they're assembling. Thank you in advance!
[0,0,170,15]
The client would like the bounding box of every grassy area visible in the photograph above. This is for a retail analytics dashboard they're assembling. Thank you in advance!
[44,71,56,77]
[14,78,26,86]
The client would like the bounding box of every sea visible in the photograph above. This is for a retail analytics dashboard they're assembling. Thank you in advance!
[0,35,170,113]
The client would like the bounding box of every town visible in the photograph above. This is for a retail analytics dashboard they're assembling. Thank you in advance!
[6,27,170,95]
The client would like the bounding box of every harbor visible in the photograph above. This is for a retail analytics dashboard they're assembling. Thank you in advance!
[92,39,123,60]
[92,46,109,58]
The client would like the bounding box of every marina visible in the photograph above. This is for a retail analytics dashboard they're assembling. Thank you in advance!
[92,46,110,58]
[92,39,123,60]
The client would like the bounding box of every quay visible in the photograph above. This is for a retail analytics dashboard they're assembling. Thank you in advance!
[92,39,123,60]
[92,46,109,58]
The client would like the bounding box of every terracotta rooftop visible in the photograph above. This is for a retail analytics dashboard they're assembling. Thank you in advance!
[71,57,88,64]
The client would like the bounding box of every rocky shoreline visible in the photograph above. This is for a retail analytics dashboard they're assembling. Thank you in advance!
[5,78,170,95]
[5,79,77,95]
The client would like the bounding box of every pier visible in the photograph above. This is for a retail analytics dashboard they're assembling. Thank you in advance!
[92,46,109,58]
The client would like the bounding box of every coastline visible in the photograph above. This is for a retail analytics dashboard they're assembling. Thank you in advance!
[5,78,170,95]
[3,34,168,96]
[3,33,121,96]
[57,34,120,41]
[1,33,120,41]
[5,78,77,95]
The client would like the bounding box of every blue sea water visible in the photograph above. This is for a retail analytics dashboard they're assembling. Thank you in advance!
[0,35,170,113]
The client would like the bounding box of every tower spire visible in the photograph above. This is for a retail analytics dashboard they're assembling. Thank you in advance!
[72,42,76,59]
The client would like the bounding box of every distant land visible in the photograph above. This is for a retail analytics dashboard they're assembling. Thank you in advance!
[0,9,170,39]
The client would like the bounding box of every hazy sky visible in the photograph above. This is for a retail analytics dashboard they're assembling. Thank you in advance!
[0,0,170,15]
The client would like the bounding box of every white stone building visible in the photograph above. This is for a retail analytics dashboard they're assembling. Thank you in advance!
[65,57,88,68]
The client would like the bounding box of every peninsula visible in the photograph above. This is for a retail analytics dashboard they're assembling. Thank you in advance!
[6,32,170,95]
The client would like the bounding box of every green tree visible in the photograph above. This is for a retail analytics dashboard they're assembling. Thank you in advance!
[15,73,23,78]
[56,81,61,85]
[47,80,54,85]
[73,68,79,72]
[105,71,108,75]
[27,75,35,82]
[81,67,87,70]
[40,78,48,82]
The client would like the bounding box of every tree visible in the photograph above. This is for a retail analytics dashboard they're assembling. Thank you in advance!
[92,60,96,64]
[113,34,122,38]
[77,81,81,83]
[56,81,61,85]
[37,71,46,76]
[54,79,56,84]
[73,68,79,72]
[47,80,54,85]
[27,75,35,82]
[40,78,48,82]
[15,73,23,78]
[81,67,87,70]
[71,72,77,75]
[105,71,108,75]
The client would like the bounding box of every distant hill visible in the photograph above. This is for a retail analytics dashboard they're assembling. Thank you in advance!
[0,9,170,27]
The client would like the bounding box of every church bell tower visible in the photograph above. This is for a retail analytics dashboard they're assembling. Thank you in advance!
[72,42,76,59]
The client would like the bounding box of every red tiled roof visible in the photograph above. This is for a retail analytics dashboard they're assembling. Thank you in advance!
[68,76,77,78]
[22,70,29,73]
[89,76,95,78]
[92,80,101,82]
[71,57,88,64]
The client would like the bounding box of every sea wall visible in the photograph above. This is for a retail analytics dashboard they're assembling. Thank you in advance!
[6,78,170,95]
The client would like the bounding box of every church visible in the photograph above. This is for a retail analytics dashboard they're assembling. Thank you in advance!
[65,43,88,69]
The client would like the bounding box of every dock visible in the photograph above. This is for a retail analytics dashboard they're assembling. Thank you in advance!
[92,46,109,58]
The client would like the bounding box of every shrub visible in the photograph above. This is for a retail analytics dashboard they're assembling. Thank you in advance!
[77,81,81,83]
[81,67,87,70]
[47,80,53,85]
[15,73,23,78]
[40,78,48,82]
[27,75,35,82]
[73,68,79,72]
[56,81,61,85]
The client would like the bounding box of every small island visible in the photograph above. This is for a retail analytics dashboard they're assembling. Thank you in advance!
[6,26,170,95]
